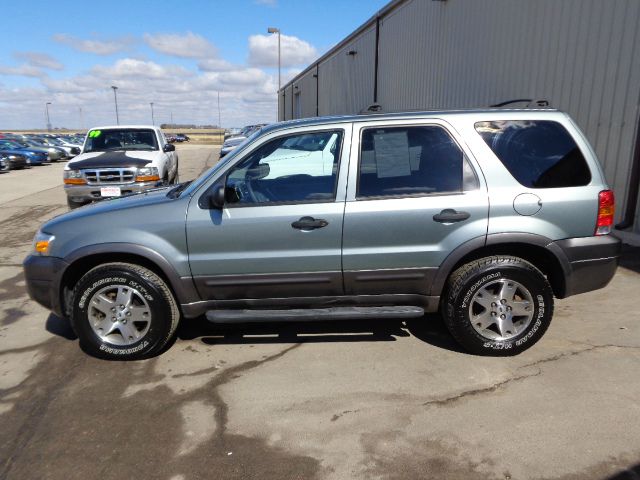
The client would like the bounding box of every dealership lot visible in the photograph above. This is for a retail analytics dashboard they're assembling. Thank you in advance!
[0,144,639,480]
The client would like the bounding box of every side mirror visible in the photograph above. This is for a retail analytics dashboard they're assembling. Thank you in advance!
[208,184,226,209]
[163,143,175,152]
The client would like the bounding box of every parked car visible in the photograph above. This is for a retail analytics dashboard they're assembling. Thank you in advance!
[0,140,47,165]
[174,134,190,142]
[62,125,179,209]
[219,136,247,157]
[7,139,60,162]
[33,136,80,157]
[24,110,620,360]
[0,152,28,170]
[24,137,68,160]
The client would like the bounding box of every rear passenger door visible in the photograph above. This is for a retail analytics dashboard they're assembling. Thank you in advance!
[342,120,488,296]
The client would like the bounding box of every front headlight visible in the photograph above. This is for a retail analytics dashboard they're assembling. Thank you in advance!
[33,230,55,256]
[63,169,85,184]
[136,167,160,182]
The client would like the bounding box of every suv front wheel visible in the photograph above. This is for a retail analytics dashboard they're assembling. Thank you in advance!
[444,256,554,356]
[71,262,180,360]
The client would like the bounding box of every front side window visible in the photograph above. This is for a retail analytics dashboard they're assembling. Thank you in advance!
[475,120,591,188]
[358,125,476,198]
[84,129,159,152]
[224,130,343,206]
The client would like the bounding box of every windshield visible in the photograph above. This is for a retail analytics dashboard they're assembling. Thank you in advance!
[84,128,158,152]
[0,140,21,149]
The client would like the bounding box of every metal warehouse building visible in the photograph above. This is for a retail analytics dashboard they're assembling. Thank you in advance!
[279,0,640,243]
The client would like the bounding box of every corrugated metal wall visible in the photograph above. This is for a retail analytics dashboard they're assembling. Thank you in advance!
[317,25,377,116]
[280,0,640,234]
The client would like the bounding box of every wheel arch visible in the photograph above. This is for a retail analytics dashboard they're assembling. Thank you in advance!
[59,244,199,316]
[430,234,571,299]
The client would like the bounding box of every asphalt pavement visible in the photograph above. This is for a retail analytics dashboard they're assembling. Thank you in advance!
[0,145,639,480]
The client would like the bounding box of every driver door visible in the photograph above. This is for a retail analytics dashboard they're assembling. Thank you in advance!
[185,125,351,301]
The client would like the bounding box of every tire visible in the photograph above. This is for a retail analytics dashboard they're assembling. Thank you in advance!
[444,255,554,356]
[70,262,180,360]
[67,197,87,209]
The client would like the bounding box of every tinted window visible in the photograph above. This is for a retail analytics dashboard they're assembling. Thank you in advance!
[358,126,475,198]
[475,120,591,188]
[225,130,343,206]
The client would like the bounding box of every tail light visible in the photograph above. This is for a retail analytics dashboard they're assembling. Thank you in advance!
[595,190,615,235]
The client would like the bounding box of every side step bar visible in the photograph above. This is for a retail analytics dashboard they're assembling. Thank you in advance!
[206,306,425,323]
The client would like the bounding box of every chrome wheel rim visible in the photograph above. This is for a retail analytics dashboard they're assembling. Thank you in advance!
[88,285,152,346]
[468,278,534,341]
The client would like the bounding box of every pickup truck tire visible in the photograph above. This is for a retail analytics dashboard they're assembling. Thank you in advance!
[67,197,87,210]
[70,262,180,360]
[444,256,554,356]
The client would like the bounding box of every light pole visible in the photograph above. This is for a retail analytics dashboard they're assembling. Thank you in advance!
[111,85,119,125]
[79,107,84,131]
[267,27,281,92]
[45,102,52,131]
[217,91,221,128]
[150,102,155,126]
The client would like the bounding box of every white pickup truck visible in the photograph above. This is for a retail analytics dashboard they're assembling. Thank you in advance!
[63,125,179,209]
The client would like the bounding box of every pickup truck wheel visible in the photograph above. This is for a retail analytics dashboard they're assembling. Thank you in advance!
[444,256,554,356]
[71,263,180,360]
[67,197,87,209]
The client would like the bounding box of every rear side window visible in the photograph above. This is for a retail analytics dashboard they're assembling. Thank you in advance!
[358,125,478,198]
[475,120,591,188]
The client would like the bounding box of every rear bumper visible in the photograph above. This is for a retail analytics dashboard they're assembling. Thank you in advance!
[64,181,160,203]
[23,255,69,317]
[554,235,621,297]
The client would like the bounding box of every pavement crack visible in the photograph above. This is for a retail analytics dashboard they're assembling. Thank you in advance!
[208,344,302,442]
[421,368,543,408]
[421,344,640,409]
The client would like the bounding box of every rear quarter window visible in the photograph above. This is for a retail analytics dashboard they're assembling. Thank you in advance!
[475,120,591,188]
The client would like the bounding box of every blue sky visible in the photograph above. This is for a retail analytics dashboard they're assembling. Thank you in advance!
[0,0,389,129]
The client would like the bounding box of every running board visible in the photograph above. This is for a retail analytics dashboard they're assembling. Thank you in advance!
[205,306,425,323]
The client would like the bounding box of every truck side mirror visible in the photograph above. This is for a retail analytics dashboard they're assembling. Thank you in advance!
[163,143,175,152]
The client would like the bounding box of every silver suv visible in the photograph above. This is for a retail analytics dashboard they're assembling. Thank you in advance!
[24,110,621,359]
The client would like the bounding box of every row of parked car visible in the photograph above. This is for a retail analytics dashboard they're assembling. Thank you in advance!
[165,133,190,143]
[0,132,84,172]
[220,124,268,157]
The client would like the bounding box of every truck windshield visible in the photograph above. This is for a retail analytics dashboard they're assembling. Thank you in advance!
[84,129,158,152]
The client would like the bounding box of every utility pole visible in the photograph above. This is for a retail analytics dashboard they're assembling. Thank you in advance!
[150,102,155,126]
[79,107,84,131]
[217,92,221,128]
[111,85,119,125]
[45,102,52,131]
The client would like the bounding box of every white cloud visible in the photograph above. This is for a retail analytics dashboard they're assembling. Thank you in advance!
[14,52,63,71]
[144,32,217,59]
[248,34,317,68]
[197,59,237,72]
[53,34,133,55]
[0,31,321,129]
[0,64,45,78]
[91,58,192,80]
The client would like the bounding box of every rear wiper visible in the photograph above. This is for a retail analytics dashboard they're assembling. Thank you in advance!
[167,180,193,198]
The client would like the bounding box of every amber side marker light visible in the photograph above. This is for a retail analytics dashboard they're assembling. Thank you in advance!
[595,190,615,235]
[135,175,161,182]
[63,178,86,185]
[35,240,51,253]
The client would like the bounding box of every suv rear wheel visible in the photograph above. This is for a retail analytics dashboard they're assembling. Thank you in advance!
[70,262,180,360]
[444,256,554,355]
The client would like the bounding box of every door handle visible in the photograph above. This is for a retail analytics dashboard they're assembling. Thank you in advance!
[291,216,329,230]
[433,209,471,223]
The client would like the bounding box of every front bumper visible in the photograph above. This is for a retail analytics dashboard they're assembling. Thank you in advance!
[23,255,69,317]
[554,235,621,297]
[64,181,160,203]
